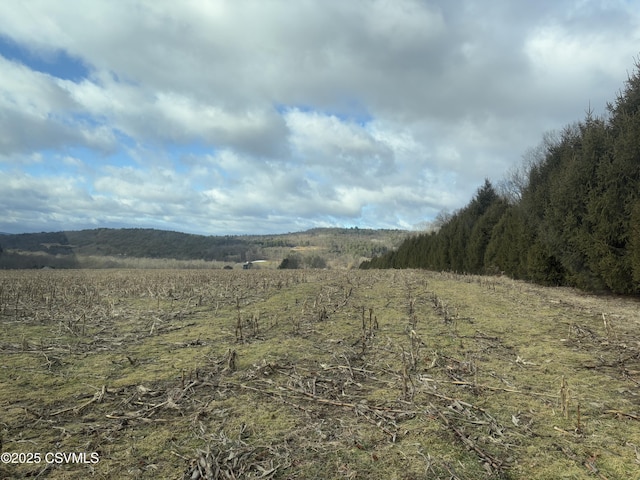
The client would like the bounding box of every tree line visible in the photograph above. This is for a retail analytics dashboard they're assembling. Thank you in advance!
[361,61,640,295]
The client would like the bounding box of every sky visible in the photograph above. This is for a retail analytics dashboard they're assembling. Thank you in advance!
[1,1,639,236]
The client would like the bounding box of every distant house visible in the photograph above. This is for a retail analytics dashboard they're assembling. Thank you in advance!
[243,260,267,269]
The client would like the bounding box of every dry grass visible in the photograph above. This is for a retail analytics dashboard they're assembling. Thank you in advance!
[0,269,639,479]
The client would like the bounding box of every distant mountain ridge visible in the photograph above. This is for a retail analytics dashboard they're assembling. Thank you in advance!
[0,227,408,269]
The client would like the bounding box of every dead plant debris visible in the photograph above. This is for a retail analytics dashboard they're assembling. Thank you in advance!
[1,269,638,479]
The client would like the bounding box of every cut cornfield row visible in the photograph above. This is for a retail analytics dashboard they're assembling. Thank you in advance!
[1,269,638,479]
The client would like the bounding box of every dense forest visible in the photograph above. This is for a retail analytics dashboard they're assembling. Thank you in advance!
[362,62,640,295]
[0,229,250,261]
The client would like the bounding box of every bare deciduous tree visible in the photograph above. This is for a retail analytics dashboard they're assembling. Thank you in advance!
[497,131,557,204]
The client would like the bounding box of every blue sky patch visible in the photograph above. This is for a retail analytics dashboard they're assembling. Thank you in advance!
[0,35,90,82]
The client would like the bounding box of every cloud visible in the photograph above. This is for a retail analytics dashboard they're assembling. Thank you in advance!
[0,55,117,155]
[285,109,394,179]
[0,0,639,235]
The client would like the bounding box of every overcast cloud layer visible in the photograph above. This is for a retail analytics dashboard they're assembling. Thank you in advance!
[1,1,639,235]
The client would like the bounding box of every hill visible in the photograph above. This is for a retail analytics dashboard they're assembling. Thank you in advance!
[0,227,408,269]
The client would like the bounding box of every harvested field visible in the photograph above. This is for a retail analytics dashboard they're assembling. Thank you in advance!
[0,269,639,479]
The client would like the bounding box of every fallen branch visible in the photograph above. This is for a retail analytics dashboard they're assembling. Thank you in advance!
[449,380,558,398]
[50,385,106,416]
[553,426,577,436]
[438,411,506,474]
[239,380,414,415]
[605,410,640,421]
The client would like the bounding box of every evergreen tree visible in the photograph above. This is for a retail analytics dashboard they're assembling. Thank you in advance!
[278,255,302,269]
[584,66,640,292]
[544,122,605,289]
[629,200,640,287]
[361,59,640,294]
[484,206,530,277]
[467,197,508,273]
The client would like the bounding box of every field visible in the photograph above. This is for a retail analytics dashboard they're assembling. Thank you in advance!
[0,269,639,479]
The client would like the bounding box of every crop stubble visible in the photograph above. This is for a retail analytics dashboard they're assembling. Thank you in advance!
[0,269,638,479]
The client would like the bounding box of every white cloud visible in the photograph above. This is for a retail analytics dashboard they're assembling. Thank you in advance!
[0,57,73,114]
[1,0,639,234]
[285,109,394,179]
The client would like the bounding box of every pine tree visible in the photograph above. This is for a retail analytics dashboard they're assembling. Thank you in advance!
[485,206,530,277]
[585,63,640,292]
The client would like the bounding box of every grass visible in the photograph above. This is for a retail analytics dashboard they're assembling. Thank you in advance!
[1,269,639,479]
